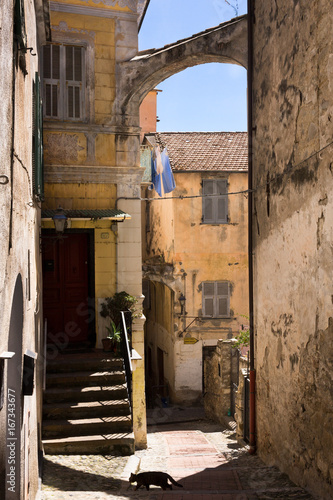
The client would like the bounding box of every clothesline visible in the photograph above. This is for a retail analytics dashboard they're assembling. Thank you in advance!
[140,188,252,201]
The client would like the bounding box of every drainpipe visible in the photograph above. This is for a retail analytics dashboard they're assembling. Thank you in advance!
[9,41,17,251]
[247,0,256,455]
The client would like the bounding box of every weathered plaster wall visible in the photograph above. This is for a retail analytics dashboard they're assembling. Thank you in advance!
[0,0,47,497]
[44,0,147,448]
[139,90,159,141]
[146,171,249,330]
[204,339,238,423]
[145,281,176,402]
[252,1,333,497]
[143,170,249,404]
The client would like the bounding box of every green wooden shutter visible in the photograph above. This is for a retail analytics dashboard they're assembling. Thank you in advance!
[33,73,44,201]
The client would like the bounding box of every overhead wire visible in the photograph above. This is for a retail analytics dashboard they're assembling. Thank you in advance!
[140,139,333,202]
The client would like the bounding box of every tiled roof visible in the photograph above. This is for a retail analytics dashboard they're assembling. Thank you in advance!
[145,132,248,172]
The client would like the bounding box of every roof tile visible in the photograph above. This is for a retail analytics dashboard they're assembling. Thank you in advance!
[145,132,248,172]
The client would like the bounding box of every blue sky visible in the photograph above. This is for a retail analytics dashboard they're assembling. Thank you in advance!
[139,0,247,132]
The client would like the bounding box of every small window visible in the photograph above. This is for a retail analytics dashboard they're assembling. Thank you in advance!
[202,179,228,224]
[14,0,27,49]
[32,72,44,201]
[202,281,230,318]
[42,44,85,121]
[142,280,151,310]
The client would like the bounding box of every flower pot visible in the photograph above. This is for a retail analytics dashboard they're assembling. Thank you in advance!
[102,338,116,352]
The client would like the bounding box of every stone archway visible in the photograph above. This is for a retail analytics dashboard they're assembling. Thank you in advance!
[5,274,24,500]
[113,15,247,128]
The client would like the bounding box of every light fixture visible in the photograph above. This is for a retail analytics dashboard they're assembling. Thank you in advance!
[52,207,67,234]
[178,292,186,307]
[178,293,186,316]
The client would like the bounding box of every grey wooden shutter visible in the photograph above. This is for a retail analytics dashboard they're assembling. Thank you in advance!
[65,45,83,120]
[43,45,60,118]
[43,44,84,120]
[202,180,214,223]
[216,180,228,223]
[202,282,215,316]
[216,281,230,317]
[203,179,228,223]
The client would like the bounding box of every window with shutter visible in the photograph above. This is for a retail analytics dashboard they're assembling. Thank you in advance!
[202,281,230,318]
[14,0,27,49]
[142,280,151,310]
[43,44,85,121]
[202,179,228,224]
[32,72,44,201]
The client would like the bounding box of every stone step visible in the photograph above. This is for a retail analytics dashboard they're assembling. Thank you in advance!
[46,356,124,374]
[43,432,135,455]
[46,370,126,388]
[43,384,128,404]
[43,399,130,420]
[43,416,132,439]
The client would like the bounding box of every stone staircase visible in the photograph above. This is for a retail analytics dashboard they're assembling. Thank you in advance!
[42,351,134,455]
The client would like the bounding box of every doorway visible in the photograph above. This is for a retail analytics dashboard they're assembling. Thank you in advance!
[42,231,95,348]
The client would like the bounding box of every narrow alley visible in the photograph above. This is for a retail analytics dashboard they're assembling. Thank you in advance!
[41,409,315,500]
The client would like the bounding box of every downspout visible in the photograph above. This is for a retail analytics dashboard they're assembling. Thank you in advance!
[9,32,17,251]
[247,0,256,454]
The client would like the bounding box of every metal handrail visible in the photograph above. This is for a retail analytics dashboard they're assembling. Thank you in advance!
[120,311,132,414]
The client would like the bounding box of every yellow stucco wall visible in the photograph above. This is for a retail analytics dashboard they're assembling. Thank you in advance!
[52,0,133,13]
[43,1,147,447]
[44,10,117,163]
[42,183,117,343]
[143,170,249,404]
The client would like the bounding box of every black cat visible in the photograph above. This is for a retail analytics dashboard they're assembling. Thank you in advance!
[129,471,183,491]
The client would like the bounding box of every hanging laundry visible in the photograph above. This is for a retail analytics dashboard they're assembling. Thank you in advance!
[151,146,176,197]
[151,147,162,196]
[155,147,164,175]
[160,148,176,194]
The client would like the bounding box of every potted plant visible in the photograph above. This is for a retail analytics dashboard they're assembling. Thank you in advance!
[102,320,121,353]
[100,291,138,326]
[100,291,139,349]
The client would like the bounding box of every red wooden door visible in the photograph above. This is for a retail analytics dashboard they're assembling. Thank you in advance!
[42,233,90,344]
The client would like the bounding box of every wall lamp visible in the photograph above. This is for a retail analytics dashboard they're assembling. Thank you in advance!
[178,292,186,308]
[178,292,186,317]
[52,207,67,234]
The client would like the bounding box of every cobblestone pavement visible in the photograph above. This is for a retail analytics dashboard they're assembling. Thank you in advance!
[41,413,316,500]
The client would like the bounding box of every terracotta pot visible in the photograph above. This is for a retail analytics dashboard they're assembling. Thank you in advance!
[102,338,116,352]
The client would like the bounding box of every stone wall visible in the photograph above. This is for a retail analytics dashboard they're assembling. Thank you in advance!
[252,1,333,498]
[0,1,48,498]
[204,339,238,423]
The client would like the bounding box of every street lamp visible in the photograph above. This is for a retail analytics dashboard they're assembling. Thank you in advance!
[52,207,67,234]
[178,292,186,312]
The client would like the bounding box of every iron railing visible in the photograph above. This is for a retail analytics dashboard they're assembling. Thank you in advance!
[120,311,132,415]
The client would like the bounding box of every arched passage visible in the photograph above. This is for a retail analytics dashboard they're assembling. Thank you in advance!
[113,15,247,127]
[5,274,24,500]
